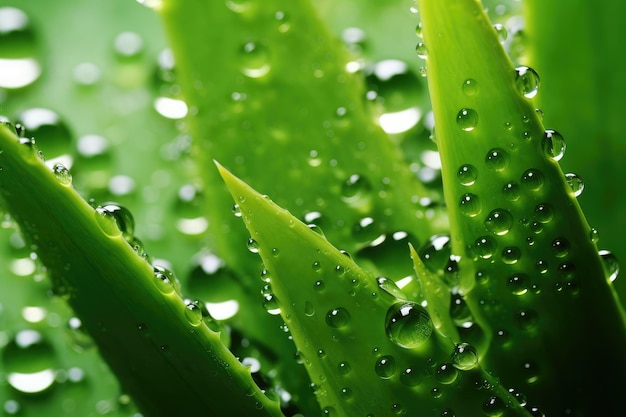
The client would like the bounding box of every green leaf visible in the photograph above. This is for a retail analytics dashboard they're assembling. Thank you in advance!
[417,0,626,414]
[0,124,283,417]
[217,161,534,417]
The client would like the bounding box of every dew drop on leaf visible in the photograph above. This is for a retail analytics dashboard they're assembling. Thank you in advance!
[507,273,529,295]
[565,173,584,197]
[493,23,508,42]
[521,169,544,191]
[456,108,478,131]
[551,238,570,258]
[240,41,271,78]
[94,202,134,241]
[515,66,540,98]
[483,396,506,416]
[52,162,72,185]
[457,164,477,186]
[246,238,259,253]
[385,302,433,349]
[325,307,351,328]
[484,209,513,235]
[451,343,478,370]
[415,42,428,59]
[502,182,521,201]
[399,367,421,386]
[541,129,566,161]
[534,203,553,223]
[599,250,619,282]
[376,276,407,301]
[436,363,458,384]
[374,355,396,379]
[462,78,479,96]
[474,236,496,259]
[590,228,600,243]
[459,193,481,217]
[501,246,521,264]
[485,148,509,172]
[184,299,204,326]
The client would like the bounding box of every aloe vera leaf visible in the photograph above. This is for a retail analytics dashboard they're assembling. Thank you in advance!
[523,0,626,299]
[157,0,442,281]
[0,124,283,417]
[217,161,534,417]
[417,0,626,414]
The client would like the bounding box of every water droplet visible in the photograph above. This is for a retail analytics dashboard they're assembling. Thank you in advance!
[3,399,20,415]
[385,302,433,349]
[507,273,529,295]
[0,7,42,89]
[377,276,407,300]
[436,363,458,384]
[304,301,315,317]
[184,299,203,326]
[15,108,73,159]
[263,293,281,315]
[565,173,584,197]
[273,11,291,33]
[338,361,351,375]
[326,307,351,328]
[452,343,478,371]
[515,66,540,98]
[314,280,325,292]
[462,79,479,96]
[551,238,570,258]
[502,246,521,264]
[375,355,397,379]
[52,162,72,185]
[341,174,373,211]
[240,42,270,78]
[2,330,58,394]
[457,164,477,186]
[415,42,428,59]
[474,236,496,259]
[419,234,452,276]
[352,216,383,244]
[485,148,509,172]
[114,31,144,58]
[483,396,506,416]
[514,309,538,331]
[484,209,513,235]
[590,228,600,243]
[459,193,481,217]
[154,266,176,294]
[95,202,134,240]
[308,223,325,237]
[400,367,422,386]
[599,250,619,282]
[247,238,259,253]
[534,203,553,223]
[521,169,544,191]
[541,130,566,161]
[502,182,521,201]
[493,23,508,42]
[456,108,478,131]
[73,62,101,85]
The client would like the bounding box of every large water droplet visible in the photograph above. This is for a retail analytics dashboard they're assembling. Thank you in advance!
[94,202,134,240]
[484,209,513,235]
[2,330,58,394]
[456,108,478,131]
[326,307,351,328]
[0,7,41,89]
[240,42,271,78]
[515,66,540,98]
[451,342,478,370]
[541,130,566,161]
[385,302,433,349]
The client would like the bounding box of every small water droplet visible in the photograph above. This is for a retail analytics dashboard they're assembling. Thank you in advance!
[483,396,506,416]
[273,10,291,33]
[338,361,351,375]
[247,238,259,253]
[493,23,508,42]
[459,193,481,217]
[565,173,584,197]
[542,130,566,161]
[507,273,529,295]
[341,174,373,211]
[263,293,281,315]
[590,228,600,243]
[314,280,325,292]
[456,108,478,131]
[551,238,570,258]
[436,363,458,384]
[485,148,509,172]
[113,31,144,58]
[385,302,433,348]
[452,343,478,371]
[184,299,204,326]
[400,367,422,386]
[375,355,397,379]
[240,42,270,78]
[599,250,619,282]
[415,42,428,59]
[15,108,73,159]
[52,162,72,185]
[514,309,538,331]
[326,307,351,328]
[462,79,479,96]
[534,203,553,223]
[515,66,540,98]
[457,164,477,186]
[503,182,521,201]
[521,169,544,191]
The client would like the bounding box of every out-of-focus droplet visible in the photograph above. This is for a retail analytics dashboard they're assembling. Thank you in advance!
[0,7,41,89]
[240,42,271,78]
[2,330,58,394]
[15,108,72,159]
